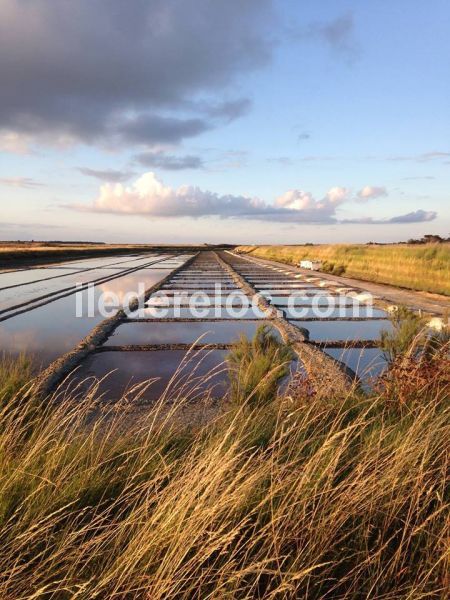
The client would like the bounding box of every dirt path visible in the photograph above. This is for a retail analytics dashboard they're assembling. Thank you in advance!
[235,253,449,317]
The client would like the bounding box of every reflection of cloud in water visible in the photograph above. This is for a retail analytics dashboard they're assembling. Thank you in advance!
[0,269,171,367]
[97,271,169,306]
[98,281,144,307]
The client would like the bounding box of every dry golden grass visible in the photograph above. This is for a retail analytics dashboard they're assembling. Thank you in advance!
[0,336,448,599]
[237,244,450,296]
[0,241,154,262]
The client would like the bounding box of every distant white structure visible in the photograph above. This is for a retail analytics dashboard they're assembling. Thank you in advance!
[299,260,322,271]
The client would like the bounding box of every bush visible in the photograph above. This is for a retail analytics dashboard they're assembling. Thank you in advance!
[321,261,334,273]
[332,264,346,276]
[379,306,427,363]
[227,324,293,407]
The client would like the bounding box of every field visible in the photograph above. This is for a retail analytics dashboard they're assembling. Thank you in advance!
[0,242,219,268]
[0,323,448,598]
[0,241,151,267]
[237,244,450,296]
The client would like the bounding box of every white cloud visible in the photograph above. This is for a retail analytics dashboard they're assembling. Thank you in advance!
[274,186,349,221]
[326,186,350,203]
[357,185,388,200]
[70,172,434,225]
[275,190,314,210]
[78,172,266,219]
[74,173,349,223]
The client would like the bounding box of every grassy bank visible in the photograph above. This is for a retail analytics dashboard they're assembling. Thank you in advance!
[237,244,450,296]
[0,329,448,598]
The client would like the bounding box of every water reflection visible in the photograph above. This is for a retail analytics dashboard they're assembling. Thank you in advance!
[73,349,230,402]
[105,320,277,346]
[0,290,106,367]
[0,267,176,367]
[290,319,392,342]
[324,347,388,380]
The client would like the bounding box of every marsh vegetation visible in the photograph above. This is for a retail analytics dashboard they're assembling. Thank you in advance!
[0,322,448,598]
[237,244,450,295]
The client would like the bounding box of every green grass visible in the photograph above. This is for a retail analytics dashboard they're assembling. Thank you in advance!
[0,332,448,598]
[237,243,450,295]
[227,324,294,406]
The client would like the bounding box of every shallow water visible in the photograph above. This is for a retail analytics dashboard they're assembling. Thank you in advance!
[290,319,392,342]
[0,268,173,316]
[104,320,277,346]
[1,250,398,395]
[271,296,357,307]
[0,267,88,289]
[131,307,268,319]
[0,265,180,365]
[73,349,230,401]
[324,347,388,379]
[0,290,106,367]
[287,307,388,319]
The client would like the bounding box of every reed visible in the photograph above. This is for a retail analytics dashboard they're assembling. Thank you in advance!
[0,334,448,598]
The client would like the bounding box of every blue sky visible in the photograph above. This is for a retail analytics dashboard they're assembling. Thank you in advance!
[0,0,449,243]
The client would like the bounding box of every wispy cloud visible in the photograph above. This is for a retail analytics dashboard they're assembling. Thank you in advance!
[293,12,359,62]
[0,177,45,188]
[300,155,334,162]
[267,157,294,167]
[0,132,33,154]
[205,98,252,123]
[134,152,204,171]
[297,132,311,142]
[387,151,450,163]
[0,221,64,229]
[78,167,134,182]
[342,210,437,225]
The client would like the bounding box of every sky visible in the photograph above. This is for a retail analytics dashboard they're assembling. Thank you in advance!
[0,0,449,244]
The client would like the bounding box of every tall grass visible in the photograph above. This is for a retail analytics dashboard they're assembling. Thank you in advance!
[0,352,34,406]
[0,335,448,598]
[379,306,427,363]
[237,244,450,295]
[227,324,294,406]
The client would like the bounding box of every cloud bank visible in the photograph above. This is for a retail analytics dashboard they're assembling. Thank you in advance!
[0,0,272,149]
[70,172,436,225]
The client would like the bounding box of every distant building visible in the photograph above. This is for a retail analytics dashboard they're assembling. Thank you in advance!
[299,260,322,271]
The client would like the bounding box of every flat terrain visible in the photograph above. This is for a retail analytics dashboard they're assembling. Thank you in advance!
[0,251,192,367]
[0,242,224,269]
[237,243,450,296]
[236,251,450,317]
